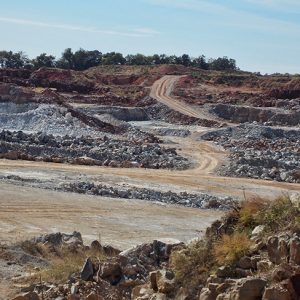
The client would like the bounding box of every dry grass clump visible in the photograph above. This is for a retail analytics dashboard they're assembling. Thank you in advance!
[42,251,85,282]
[213,232,253,266]
[233,196,300,234]
[19,239,107,282]
[19,240,49,257]
[256,196,300,233]
[41,246,106,282]
[236,197,269,230]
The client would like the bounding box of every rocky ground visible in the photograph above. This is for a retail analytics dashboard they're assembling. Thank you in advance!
[0,130,191,170]
[202,124,300,183]
[4,196,300,300]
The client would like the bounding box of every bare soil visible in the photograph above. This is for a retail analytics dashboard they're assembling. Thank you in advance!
[0,183,222,249]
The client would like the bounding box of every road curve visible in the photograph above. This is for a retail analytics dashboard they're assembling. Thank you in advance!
[150,75,218,121]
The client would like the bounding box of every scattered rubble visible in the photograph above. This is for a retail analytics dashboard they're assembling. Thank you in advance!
[0,130,190,170]
[202,124,300,183]
[210,103,300,126]
[61,182,235,210]
[7,199,300,300]
[0,175,235,210]
[146,103,219,127]
[8,233,184,300]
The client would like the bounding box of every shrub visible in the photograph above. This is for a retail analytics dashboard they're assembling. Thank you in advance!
[213,232,253,266]
[237,197,269,230]
[171,240,213,288]
[20,240,48,257]
[257,196,300,232]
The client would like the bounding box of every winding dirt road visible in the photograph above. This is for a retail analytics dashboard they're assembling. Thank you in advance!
[150,75,219,121]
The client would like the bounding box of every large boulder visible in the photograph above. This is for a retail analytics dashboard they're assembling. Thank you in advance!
[267,236,290,265]
[290,237,300,265]
[199,288,217,300]
[271,264,293,282]
[228,278,267,300]
[98,261,123,285]
[34,231,83,248]
[262,286,291,300]
[81,258,94,281]
[154,269,175,294]
[131,284,154,300]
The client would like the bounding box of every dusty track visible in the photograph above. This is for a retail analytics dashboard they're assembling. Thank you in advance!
[150,75,219,121]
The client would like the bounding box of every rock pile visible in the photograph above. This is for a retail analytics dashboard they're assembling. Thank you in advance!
[210,103,300,126]
[0,130,190,170]
[9,195,300,300]
[12,235,184,300]
[146,103,219,127]
[202,124,300,183]
[0,102,108,137]
[0,174,235,210]
[62,181,235,210]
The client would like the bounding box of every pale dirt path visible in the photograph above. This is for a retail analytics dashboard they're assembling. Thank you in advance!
[150,75,219,121]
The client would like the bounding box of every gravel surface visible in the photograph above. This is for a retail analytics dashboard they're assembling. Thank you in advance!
[0,102,103,137]
[0,130,191,170]
[0,174,235,210]
[202,124,300,183]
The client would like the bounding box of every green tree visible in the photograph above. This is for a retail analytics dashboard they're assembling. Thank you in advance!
[32,53,56,69]
[102,52,126,65]
[72,49,102,70]
[0,51,29,68]
[208,56,237,71]
[181,54,191,66]
[125,54,150,65]
[56,48,74,69]
[192,55,209,70]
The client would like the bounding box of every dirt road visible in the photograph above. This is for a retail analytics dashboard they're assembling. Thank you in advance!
[150,75,219,121]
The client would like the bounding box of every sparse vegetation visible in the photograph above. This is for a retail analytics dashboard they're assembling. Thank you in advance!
[170,195,300,292]
[171,240,213,288]
[257,196,300,233]
[20,238,107,282]
[42,251,86,282]
[213,232,253,266]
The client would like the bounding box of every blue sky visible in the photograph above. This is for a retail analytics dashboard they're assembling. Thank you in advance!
[1,0,300,73]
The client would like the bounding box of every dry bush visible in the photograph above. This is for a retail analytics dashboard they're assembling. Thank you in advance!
[257,196,300,233]
[20,239,107,283]
[237,197,269,230]
[42,251,85,282]
[213,232,253,266]
[171,240,213,289]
